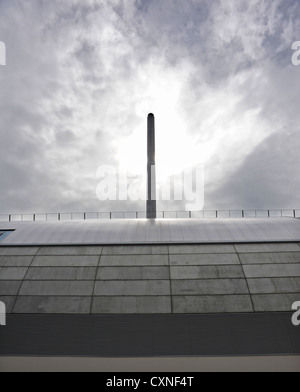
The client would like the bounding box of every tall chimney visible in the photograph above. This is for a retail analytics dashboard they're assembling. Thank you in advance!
[147,113,157,219]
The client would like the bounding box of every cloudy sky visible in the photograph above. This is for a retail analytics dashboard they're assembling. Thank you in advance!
[0,0,299,215]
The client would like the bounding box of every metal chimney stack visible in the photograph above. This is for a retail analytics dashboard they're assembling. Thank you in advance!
[147,113,157,219]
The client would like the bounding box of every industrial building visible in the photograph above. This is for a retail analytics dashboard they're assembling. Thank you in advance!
[0,114,299,371]
[0,216,299,371]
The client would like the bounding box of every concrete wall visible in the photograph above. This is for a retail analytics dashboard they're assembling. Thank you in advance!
[0,243,299,314]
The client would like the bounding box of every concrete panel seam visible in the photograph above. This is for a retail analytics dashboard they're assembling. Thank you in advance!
[90,247,103,314]
[11,246,38,313]
[167,245,174,314]
[234,244,255,312]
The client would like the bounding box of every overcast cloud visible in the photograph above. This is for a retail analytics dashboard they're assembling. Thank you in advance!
[0,0,299,214]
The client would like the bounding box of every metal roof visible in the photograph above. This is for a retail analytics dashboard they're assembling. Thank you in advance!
[0,217,299,245]
[1,219,299,358]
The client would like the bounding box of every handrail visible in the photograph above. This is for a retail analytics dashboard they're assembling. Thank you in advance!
[0,209,299,222]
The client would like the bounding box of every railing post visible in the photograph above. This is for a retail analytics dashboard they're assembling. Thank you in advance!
[268,210,270,218]
[33,214,35,222]
[242,210,244,218]
[84,213,86,220]
[9,214,11,222]
[110,212,112,219]
[294,209,296,218]
[216,210,218,218]
[58,213,61,221]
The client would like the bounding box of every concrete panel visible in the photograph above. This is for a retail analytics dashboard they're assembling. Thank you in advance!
[25,267,97,281]
[235,243,300,253]
[92,296,171,314]
[0,281,21,295]
[247,278,300,294]
[0,296,16,313]
[172,295,253,313]
[239,252,300,264]
[94,280,170,296]
[0,247,38,256]
[96,267,169,280]
[170,266,244,280]
[32,255,99,267]
[102,245,168,255]
[243,264,300,278]
[37,246,102,256]
[19,281,94,296]
[170,253,240,266]
[252,294,300,312]
[100,255,169,267]
[0,267,28,280]
[169,245,235,254]
[171,279,249,295]
[0,256,33,267]
[13,296,91,314]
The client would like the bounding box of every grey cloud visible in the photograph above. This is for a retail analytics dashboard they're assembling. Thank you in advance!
[205,128,300,209]
[0,0,299,215]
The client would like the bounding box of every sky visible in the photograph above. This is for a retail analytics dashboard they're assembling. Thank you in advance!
[0,0,299,215]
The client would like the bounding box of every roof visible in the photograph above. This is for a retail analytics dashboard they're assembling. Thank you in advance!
[1,217,299,358]
[0,217,300,246]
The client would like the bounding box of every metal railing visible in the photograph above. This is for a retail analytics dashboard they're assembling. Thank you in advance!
[0,209,299,222]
